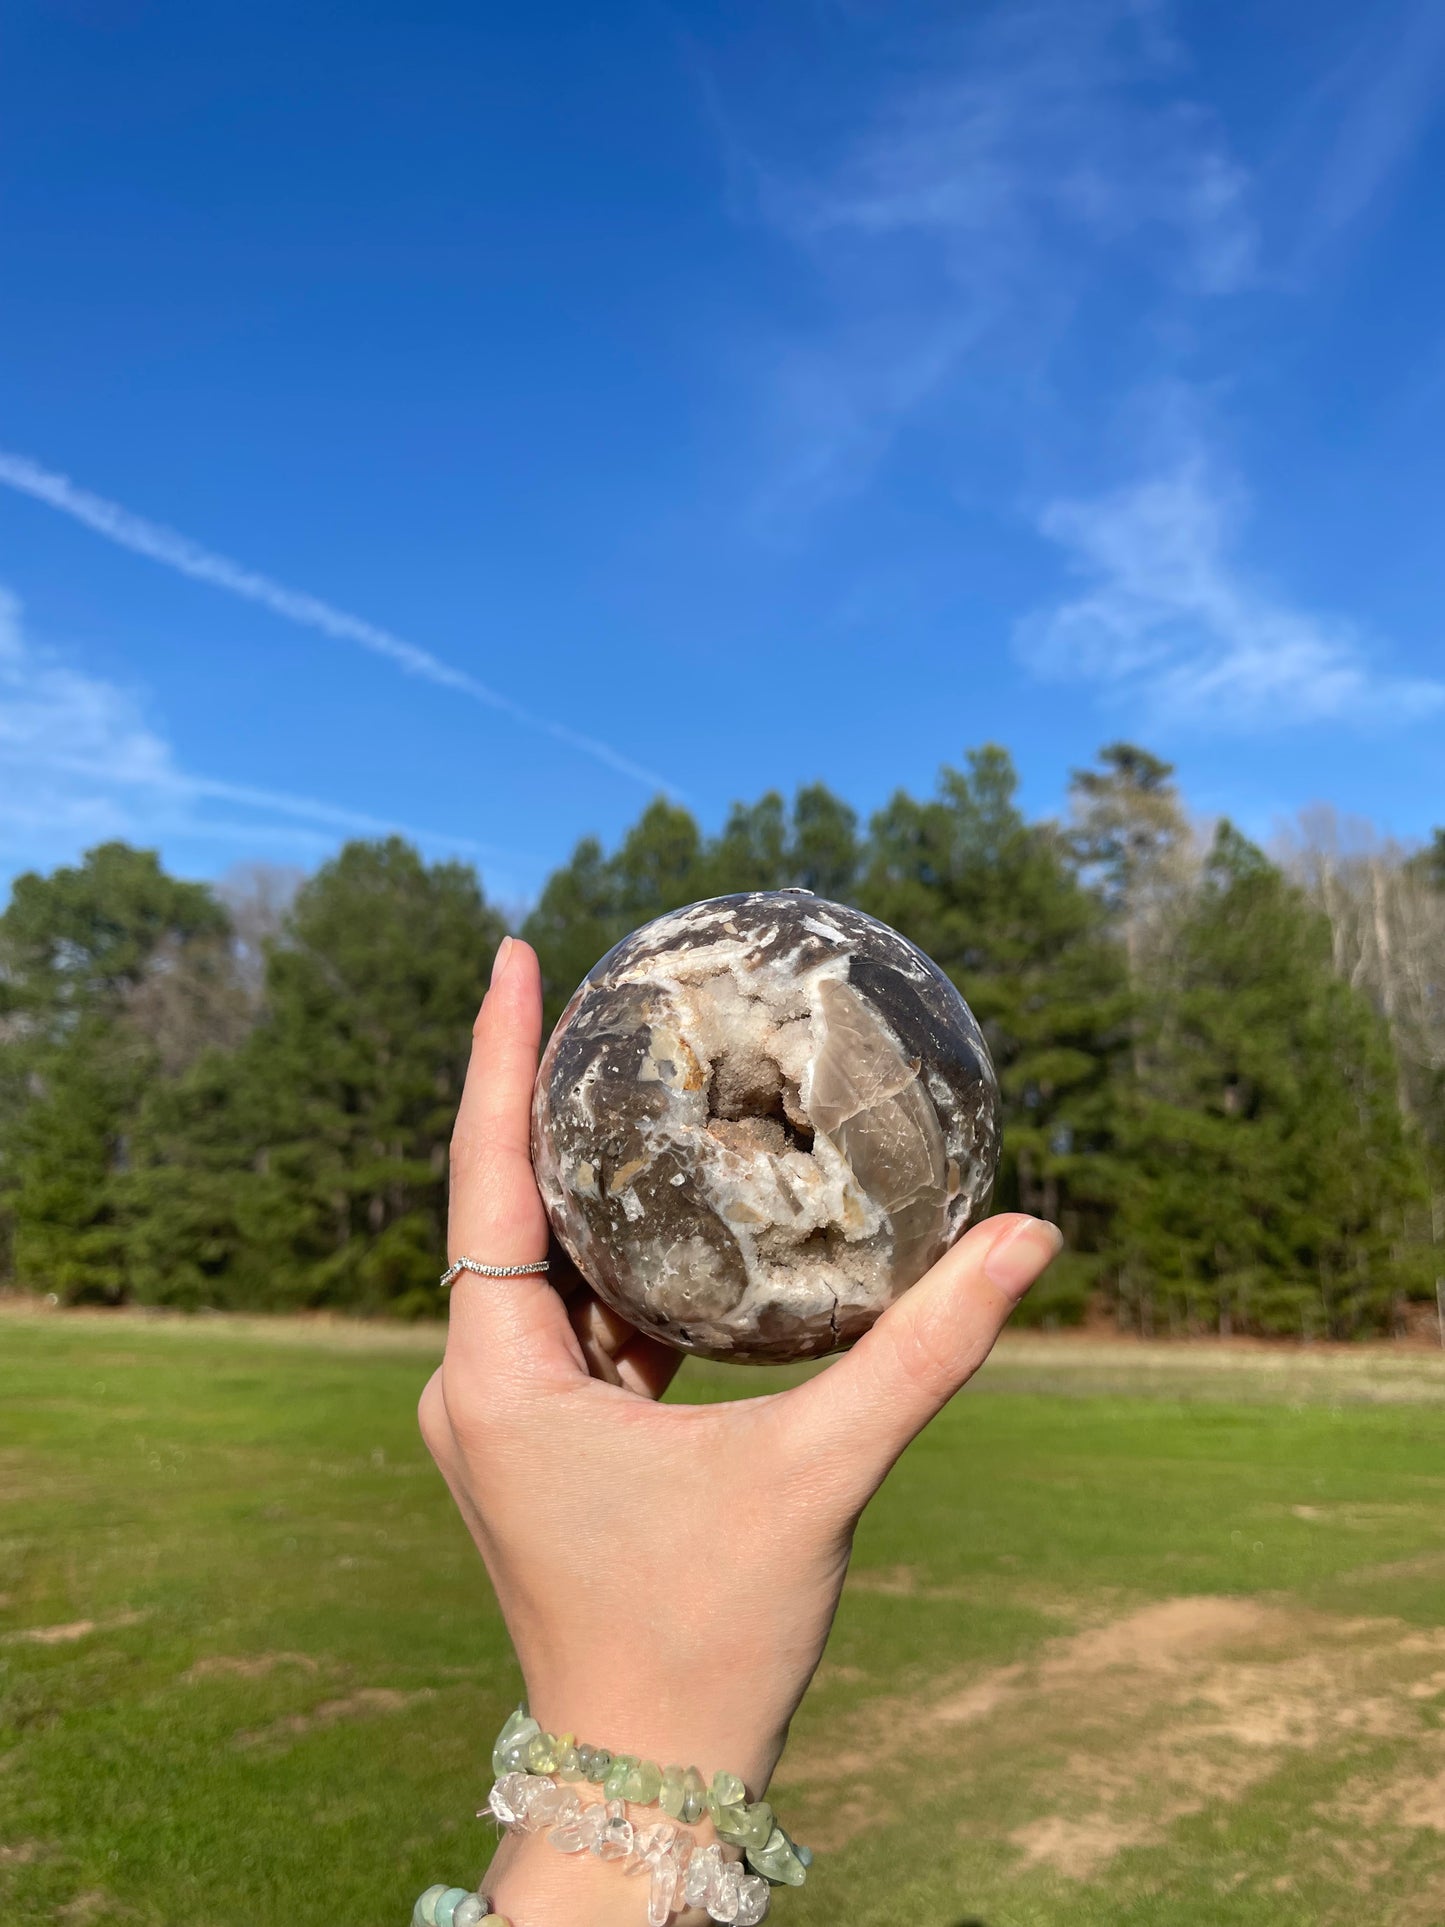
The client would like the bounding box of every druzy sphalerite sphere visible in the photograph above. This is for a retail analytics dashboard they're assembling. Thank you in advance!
[531,891,1000,1365]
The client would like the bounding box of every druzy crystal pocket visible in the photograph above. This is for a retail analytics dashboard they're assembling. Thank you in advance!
[531,891,1000,1364]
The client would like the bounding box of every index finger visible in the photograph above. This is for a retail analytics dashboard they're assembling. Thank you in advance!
[451,936,544,1166]
[443,937,582,1388]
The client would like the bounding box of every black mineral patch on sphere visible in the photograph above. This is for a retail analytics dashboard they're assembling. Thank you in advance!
[531,891,1001,1365]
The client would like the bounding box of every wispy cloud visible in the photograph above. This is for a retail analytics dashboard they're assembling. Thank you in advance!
[0,450,676,796]
[1292,0,1445,260]
[0,587,521,873]
[1017,451,1445,728]
[733,0,1255,511]
[779,9,1252,291]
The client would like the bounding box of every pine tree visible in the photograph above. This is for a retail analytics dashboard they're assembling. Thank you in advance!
[861,747,1127,1315]
[790,784,862,900]
[707,793,790,895]
[524,799,710,1027]
[159,838,508,1313]
[0,843,231,1298]
[0,840,229,1021]
[525,788,861,1029]
[1117,824,1427,1335]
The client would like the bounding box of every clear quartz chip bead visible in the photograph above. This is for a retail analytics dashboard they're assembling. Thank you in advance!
[684,1843,724,1910]
[647,1855,680,1927]
[527,1783,580,1828]
[549,1802,605,1854]
[733,1874,770,1926]
[629,1821,677,1874]
[487,1774,530,1826]
[707,1857,743,1924]
[517,1774,557,1830]
[595,1800,635,1862]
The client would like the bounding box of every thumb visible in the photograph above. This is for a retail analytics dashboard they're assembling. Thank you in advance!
[781,1213,1062,1505]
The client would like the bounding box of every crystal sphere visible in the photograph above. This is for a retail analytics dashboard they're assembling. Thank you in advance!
[531,890,1000,1364]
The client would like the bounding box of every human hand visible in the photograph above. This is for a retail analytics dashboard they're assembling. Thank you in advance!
[418,936,1061,1923]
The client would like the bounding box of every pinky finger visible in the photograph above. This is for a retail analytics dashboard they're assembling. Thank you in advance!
[613,1331,683,1402]
[569,1295,626,1386]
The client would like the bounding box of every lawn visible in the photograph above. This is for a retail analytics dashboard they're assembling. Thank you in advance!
[3,1310,1445,1926]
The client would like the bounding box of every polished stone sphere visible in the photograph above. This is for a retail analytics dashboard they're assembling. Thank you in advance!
[531,890,1000,1364]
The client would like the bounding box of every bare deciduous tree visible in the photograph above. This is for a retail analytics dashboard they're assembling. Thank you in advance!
[1281,807,1445,1241]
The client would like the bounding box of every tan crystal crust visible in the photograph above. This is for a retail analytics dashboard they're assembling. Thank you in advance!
[531,891,1000,1365]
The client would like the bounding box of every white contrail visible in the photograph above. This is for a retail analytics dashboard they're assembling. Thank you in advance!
[16,750,519,863]
[0,449,676,793]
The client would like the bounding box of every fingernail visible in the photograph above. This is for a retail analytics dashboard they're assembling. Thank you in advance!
[983,1217,1063,1300]
[490,935,514,987]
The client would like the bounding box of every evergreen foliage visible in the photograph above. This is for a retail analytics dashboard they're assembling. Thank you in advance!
[0,844,232,1299]
[1,765,1437,1333]
[1115,824,1428,1337]
[524,787,860,1029]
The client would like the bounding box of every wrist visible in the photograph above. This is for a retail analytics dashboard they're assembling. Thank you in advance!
[521,1679,784,1799]
[484,1821,717,1927]
[480,1716,801,1926]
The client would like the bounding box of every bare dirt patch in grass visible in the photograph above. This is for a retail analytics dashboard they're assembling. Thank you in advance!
[56,1892,109,1922]
[789,1595,1445,1872]
[1,1611,147,1647]
[1009,1814,1142,1879]
[1339,1548,1445,1586]
[845,1564,1097,1627]
[185,1651,320,1682]
[234,1686,433,1751]
[1329,1732,1445,1835]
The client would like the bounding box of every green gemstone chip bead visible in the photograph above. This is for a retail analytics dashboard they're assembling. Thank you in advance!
[625,1759,663,1806]
[491,1708,540,1778]
[680,1765,707,1825]
[711,1799,747,1840]
[739,1802,775,1850]
[585,1746,612,1785]
[602,1753,635,1800]
[716,1798,773,1849]
[749,1824,808,1887]
[556,1743,585,1782]
[712,1769,748,1809]
[659,1764,686,1818]
[526,1730,561,1774]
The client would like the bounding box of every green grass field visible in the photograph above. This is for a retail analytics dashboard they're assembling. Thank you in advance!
[4,1310,1445,1926]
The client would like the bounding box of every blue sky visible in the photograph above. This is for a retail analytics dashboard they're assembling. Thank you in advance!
[1,0,1441,906]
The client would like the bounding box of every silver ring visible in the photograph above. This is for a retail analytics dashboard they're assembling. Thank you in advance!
[440,1255,551,1290]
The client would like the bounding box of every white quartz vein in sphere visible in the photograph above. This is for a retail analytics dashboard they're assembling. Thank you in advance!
[531,890,1001,1364]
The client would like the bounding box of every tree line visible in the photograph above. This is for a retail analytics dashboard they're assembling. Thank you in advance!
[2,743,1441,1336]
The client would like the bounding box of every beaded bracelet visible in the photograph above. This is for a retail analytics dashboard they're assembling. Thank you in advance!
[491,1708,810,1890]
[487,1770,770,1925]
[410,1884,500,1927]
